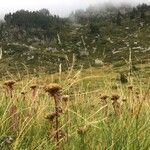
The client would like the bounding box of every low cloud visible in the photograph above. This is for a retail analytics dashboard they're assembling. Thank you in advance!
[0,0,150,19]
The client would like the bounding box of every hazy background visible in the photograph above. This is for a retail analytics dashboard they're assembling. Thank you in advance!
[0,0,150,19]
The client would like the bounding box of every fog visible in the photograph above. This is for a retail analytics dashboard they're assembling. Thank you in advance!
[0,0,150,19]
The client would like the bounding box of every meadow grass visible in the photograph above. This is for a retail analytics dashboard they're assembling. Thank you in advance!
[0,64,150,150]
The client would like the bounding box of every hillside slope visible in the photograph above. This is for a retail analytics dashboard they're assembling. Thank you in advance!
[0,4,150,77]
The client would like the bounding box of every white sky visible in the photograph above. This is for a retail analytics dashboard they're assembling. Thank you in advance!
[0,0,150,18]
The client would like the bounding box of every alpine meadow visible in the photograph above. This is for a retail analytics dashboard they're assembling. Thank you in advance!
[0,1,150,150]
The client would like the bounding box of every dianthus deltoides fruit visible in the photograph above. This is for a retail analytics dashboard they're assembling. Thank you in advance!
[44,83,63,149]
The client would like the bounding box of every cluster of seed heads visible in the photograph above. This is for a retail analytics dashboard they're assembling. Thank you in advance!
[44,83,66,149]
[100,94,121,115]
[2,79,143,149]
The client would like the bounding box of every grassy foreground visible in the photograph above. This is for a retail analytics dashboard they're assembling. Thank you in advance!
[0,64,150,150]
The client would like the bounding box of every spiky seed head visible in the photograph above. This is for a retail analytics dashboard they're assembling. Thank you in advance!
[100,95,109,101]
[30,85,37,90]
[111,94,120,101]
[44,83,62,96]
[4,80,15,88]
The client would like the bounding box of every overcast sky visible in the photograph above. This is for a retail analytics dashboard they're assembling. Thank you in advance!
[0,0,150,18]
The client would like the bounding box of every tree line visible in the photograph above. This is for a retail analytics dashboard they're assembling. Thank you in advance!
[4,9,67,30]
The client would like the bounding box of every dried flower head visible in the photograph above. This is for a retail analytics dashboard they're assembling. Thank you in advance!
[30,85,37,90]
[4,80,15,89]
[45,112,59,122]
[128,85,133,90]
[111,94,120,101]
[21,91,27,95]
[62,95,69,102]
[44,83,62,96]
[101,95,109,101]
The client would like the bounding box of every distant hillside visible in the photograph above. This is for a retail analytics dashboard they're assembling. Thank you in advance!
[0,3,150,77]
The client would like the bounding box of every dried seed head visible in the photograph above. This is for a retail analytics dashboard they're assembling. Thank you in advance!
[100,95,109,101]
[44,83,62,96]
[128,85,133,90]
[62,95,69,102]
[45,112,59,121]
[135,91,139,95]
[21,91,27,95]
[4,80,15,89]
[111,94,120,101]
[30,85,37,90]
